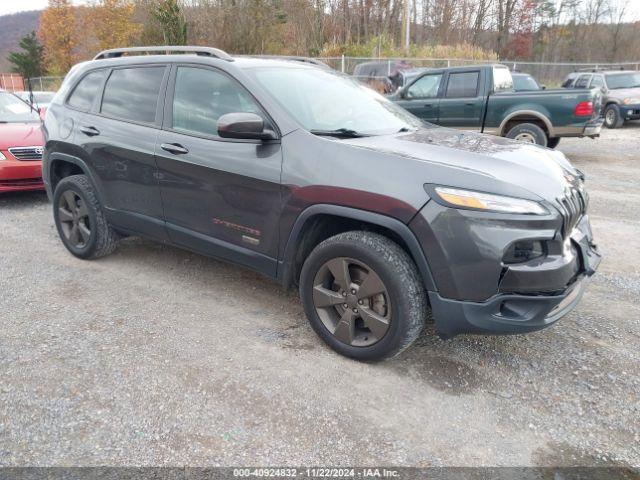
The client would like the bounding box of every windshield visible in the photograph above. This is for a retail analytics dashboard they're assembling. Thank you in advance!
[247,67,423,135]
[513,75,540,91]
[605,73,640,89]
[0,92,40,123]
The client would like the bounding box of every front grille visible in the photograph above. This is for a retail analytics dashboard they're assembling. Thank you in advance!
[557,187,587,237]
[8,146,43,161]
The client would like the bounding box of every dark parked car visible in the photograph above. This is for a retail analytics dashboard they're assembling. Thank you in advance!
[352,60,413,93]
[389,64,603,148]
[43,46,600,360]
[562,69,640,128]
[512,72,544,91]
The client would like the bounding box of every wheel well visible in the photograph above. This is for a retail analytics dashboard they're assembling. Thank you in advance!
[50,159,84,191]
[503,115,550,138]
[288,214,413,287]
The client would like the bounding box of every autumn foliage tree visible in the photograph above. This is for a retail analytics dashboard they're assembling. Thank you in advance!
[38,0,78,75]
[87,0,142,51]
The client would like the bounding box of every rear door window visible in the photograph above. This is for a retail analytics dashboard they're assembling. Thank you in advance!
[100,67,166,123]
[574,75,592,88]
[445,71,480,98]
[67,70,107,111]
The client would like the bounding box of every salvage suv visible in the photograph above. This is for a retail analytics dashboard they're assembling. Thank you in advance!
[42,47,601,361]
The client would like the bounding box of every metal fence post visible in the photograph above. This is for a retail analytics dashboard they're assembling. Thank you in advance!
[341,55,345,73]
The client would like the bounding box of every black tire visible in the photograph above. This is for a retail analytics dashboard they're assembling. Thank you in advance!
[604,104,624,129]
[505,123,548,147]
[546,137,561,149]
[53,174,119,259]
[299,231,427,361]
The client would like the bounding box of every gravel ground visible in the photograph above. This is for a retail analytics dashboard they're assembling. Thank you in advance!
[0,124,639,468]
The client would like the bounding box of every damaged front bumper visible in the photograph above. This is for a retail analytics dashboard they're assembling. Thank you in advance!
[410,203,601,338]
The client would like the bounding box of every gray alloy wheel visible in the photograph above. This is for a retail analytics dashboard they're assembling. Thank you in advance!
[312,256,391,347]
[57,190,92,249]
[299,231,426,361]
[53,174,120,259]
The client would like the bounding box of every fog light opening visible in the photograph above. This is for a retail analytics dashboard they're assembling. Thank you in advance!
[503,240,546,264]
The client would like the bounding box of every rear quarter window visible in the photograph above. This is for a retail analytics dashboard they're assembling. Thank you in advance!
[67,70,107,111]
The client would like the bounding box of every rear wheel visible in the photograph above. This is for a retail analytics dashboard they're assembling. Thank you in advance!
[505,123,548,147]
[604,104,624,129]
[53,174,119,259]
[299,231,426,361]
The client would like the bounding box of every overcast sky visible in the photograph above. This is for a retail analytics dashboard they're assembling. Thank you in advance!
[1,0,639,21]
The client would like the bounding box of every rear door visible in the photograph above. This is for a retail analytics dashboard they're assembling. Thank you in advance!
[394,72,443,122]
[76,64,169,240]
[155,64,283,276]
[437,69,484,130]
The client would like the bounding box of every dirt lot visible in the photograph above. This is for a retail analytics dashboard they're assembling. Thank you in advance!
[1,125,639,468]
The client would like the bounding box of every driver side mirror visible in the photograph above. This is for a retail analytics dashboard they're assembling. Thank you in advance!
[217,112,277,141]
[541,85,547,90]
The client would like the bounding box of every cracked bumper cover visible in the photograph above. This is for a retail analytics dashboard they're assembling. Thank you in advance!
[410,204,601,338]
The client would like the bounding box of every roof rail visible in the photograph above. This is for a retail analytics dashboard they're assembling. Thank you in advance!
[244,55,330,69]
[93,46,233,61]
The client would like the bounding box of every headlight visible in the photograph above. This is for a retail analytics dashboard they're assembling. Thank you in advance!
[0,151,5,161]
[433,186,548,215]
[622,98,640,105]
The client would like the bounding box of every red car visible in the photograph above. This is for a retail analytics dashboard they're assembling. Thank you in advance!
[0,90,45,192]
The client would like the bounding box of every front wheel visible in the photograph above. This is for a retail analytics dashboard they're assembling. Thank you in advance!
[604,104,624,129]
[505,123,548,147]
[299,231,427,361]
[547,137,561,149]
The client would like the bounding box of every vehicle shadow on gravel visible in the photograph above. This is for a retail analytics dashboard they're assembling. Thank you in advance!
[0,190,48,209]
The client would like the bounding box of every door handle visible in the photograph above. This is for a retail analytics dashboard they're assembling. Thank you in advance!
[465,102,476,106]
[80,126,100,136]
[424,103,433,108]
[160,143,189,155]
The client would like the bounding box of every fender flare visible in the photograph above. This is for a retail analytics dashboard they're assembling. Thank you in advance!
[47,152,105,204]
[498,110,554,137]
[277,204,437,292]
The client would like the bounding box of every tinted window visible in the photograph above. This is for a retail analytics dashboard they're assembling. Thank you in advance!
[590,75,604,88]
[172,67,263,137]
[446,72,479,98]
[407,74,442,98]
[68,70,107,111]
[574,75,591,88]
[101,67,165,123]
[561,76,577,88]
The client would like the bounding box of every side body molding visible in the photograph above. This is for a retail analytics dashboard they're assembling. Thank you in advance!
[277,204,437,292]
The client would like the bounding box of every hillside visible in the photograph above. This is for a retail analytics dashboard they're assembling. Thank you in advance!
[0,11,41,73]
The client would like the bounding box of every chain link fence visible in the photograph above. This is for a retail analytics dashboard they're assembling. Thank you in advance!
[25,76,65,92]
[318,56,640,87]
[26,58,640,92]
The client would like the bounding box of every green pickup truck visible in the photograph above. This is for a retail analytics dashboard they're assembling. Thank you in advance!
[389,64,603,148]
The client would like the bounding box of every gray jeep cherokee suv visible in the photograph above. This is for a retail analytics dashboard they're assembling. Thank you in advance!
[42,46,601,361]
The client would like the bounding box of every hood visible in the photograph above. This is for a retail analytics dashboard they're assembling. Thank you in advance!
[607,87,640,101]
[342,127,582,204]
[0,123,44,150]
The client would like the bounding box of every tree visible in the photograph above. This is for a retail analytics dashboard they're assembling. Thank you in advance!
[39,0,78,75]
[8,31,45,79]
[152,0,187,45]
[87,0,142,52]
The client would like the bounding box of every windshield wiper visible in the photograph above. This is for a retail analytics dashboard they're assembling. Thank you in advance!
[310,128,367,138]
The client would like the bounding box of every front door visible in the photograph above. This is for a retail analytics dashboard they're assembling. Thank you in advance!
[156,65,283,276]
[437,70,485,130]
[394,72,443,123]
